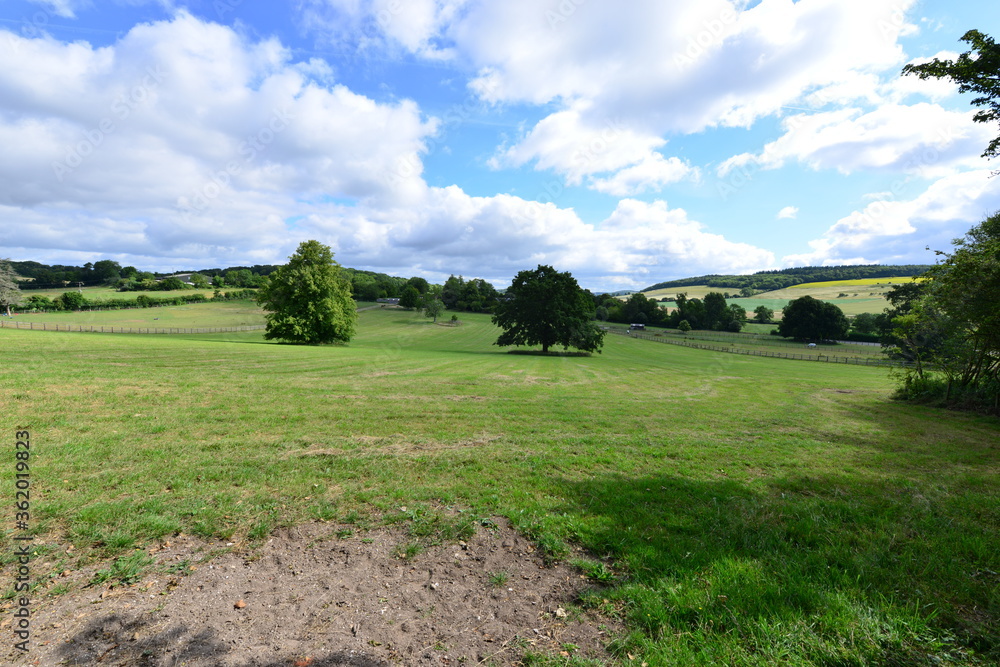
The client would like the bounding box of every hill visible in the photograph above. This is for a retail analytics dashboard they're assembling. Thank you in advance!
[643,264,930,293]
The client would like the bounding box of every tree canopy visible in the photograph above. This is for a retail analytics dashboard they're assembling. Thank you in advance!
[777,295,848,341]
[256,240,357,345]
[492,265,604,354]
[0,259,24,316]
[903,30,1000,160]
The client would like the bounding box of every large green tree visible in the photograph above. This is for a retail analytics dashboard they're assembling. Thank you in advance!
[903,30,1000,160]
[0,259,24,316]
[492,265,604,354]
[897,212,1000,406]
[777,295,849,341]
[256,240,357,345]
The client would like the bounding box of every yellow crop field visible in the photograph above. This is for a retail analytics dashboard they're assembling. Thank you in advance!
[789,276,925,289]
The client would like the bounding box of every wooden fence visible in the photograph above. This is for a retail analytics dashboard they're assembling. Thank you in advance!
[608,327,905,367]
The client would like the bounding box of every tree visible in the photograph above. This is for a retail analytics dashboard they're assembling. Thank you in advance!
[777,296,848,341]
[753,305,774,323]
[677,319,691,333]
[851,312,878,335]
[59,291,87,311]
[256,240,357,345]
[891,212,1000,408]
[0,259,24,316]
[492,265,605,354]
[703,292,728,330]
[399,285,422,309]
[903,30,1000,160]
[726,303,747,332]
[424,298,444,323]
[405,276,430,294]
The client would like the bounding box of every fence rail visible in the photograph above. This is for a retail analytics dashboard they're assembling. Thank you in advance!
[608,327,907,368]
[0,320,265,335]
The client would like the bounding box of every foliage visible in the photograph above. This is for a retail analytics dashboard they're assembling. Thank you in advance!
[903,30,1000,160]
[59,291,88,311]
[889,213,1000,412]
[441,275,500,313]
[777,295,849,341]
[492,264,604,354]
[753,305,774,323]
[399,285,422,309]
[424,298,444,323]
[643,264,931,293]
[256,240,357,345]
[677,319,691,332]
[0,258,24,316]
[851,312,878,335]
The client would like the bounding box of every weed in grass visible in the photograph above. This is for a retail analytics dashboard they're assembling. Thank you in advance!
[91,551,154,586]
[336,528,354,539]
[571,558,615,583]
[48,583,71,596]
[162,559,191,575]
[393,541,423,560]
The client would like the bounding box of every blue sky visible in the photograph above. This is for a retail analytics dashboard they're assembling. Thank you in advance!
[0,0,998,290]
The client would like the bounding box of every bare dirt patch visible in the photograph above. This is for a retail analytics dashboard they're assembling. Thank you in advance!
[3,518,620,666]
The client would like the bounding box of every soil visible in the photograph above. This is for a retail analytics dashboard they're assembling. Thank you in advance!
[2,518,622,666]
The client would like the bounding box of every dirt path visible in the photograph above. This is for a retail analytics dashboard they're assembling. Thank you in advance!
[2,519,621,666]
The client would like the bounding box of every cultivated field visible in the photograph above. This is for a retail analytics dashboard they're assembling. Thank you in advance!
[1,309,997,665]
[645,278,921,318]
[7,300,267,329]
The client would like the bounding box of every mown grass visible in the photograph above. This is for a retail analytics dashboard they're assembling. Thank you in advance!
[8,300,266,328]
[1,309,997,665]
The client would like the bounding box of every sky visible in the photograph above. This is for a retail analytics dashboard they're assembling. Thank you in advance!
[0,0,998,291]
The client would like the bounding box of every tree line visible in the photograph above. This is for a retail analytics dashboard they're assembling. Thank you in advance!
[643,264,931,293]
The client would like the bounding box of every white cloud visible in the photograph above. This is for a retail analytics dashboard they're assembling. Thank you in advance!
[783,169,1000,266]
[777,206,798,219]
[718,104,993,178]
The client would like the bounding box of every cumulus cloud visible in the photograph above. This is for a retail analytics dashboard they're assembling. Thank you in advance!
[718,104,993,178]
[783,169,1000,266]
[777,206,798,219]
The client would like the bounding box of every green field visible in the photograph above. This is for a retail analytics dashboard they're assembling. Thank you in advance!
[19,285,220,300]
[2,310,997,664]
[7,300,267,328]
[644,281,907,318]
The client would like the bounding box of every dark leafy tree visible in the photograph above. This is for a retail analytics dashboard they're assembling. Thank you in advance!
[399,285,422,309]
[492,265,604,354]
[753,305,774,323]
[405,276,430,294]
[726,303,747,331]
[59,291,87,311]
[703,292,728,329]
[777,296,848,341]
[903,30,1000,160]
[851,312,878,335]
[441,275,464,310]
[256,240,357,345]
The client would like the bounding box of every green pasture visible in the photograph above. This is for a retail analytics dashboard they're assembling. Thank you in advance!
[19,285,219,300]
[645,282,902,318]
[7,300,266,328]
[2,309,997,665]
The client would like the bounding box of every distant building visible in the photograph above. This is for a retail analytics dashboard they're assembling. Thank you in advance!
[376,298,400,305]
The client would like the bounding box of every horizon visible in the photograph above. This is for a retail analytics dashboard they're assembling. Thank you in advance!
[0,1,997,292]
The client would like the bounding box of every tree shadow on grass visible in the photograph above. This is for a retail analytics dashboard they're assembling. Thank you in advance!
[544,471,999,663]
[55,612,388,666]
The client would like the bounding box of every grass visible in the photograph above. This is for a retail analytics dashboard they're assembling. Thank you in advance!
[8,300,266,328]
[1,308,998,664]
